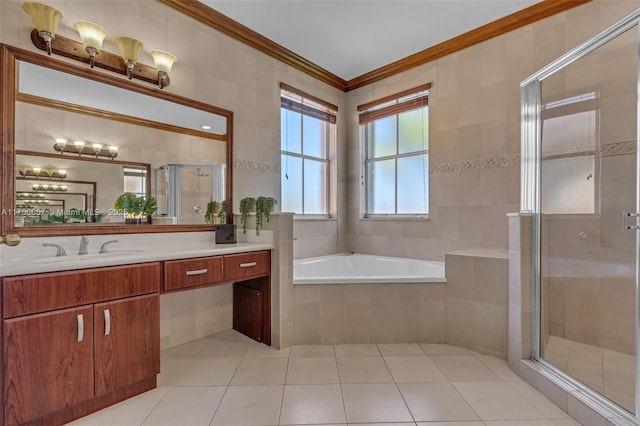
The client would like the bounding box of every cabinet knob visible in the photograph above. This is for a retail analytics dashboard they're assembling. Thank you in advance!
[1,234,21,247]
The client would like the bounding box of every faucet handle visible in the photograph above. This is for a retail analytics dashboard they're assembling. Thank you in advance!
[99,240,119,253]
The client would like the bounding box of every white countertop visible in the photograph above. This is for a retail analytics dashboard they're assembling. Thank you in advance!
[0,231,274,277]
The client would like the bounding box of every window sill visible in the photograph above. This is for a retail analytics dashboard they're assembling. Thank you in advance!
[293,215,335,221]
[361,215,429,221]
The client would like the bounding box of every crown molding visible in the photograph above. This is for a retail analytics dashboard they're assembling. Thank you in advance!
[160,0,591,93]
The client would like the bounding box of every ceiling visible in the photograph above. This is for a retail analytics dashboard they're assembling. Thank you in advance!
[199,0,539,81]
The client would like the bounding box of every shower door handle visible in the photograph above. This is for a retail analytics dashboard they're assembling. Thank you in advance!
[623,212,640,230]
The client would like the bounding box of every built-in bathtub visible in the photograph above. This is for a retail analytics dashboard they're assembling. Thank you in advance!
[293,253,446,284]
[292,253,447,344]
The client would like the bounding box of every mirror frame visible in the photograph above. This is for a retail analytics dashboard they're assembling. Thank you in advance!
[0,43,233,237]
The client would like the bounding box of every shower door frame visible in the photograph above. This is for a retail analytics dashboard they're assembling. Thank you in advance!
[521,8,640,424]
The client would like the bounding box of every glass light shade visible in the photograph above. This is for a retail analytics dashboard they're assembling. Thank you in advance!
[73,20,108,51]
[32,167,41,175]
[52,185,59,190]
[61,185,67,190]
[32,184,40,190]
[41,184,49,190]
[18,165,29,176]
[44,167,54,177]
[55,137,67,147]
[114,36,143,62]
[92,142,103,153]
[21,2,63,35]
[58,169,67,177]
[73,140,86,149]
[108,145,118,154]
[150,49,177,73]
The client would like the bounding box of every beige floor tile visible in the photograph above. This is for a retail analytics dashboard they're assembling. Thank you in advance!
[342,383,414,423]
[243,342,290,358]
[356,424,416,426]
[566,357,604,393]
[231,357,288,385]
[175,358,240,386]
[142,386,225,426]
[197,339,248,358]
[211,385,283,426]
[208,329,254,343]
[431,355,502,381]
[156,358,193,387]
[476,355,521,381]
[454,381,546,420]
[286,357,340,384]
[484,421,554,426]
[335,343,381,357]
[279,384,346,425]
[377,343,426,356]
[543,349,569,371]
[549,420,583,425]
[416,423,484,426]
[160,339,208,359]
[66,387,170,426]
[290,344,336,357]
[569,341,603,366]
[421,343,475,356]
[546,336,571,356]
[398,382,480,422]
[508,381,569,420]
[385,356,447,382]
[337,357,394,383]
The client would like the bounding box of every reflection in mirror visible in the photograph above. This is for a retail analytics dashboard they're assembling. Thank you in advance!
[13,59,228,230]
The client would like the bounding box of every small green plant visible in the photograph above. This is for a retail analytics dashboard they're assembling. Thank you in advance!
[255,196,277,235]
[205,200,220,224]
[114,192,157,223]
[217,199,227,224]
[239,197,256,234]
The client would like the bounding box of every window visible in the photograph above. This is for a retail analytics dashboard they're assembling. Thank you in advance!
[359,84,430,217]
[280,83,336,215]
[123,166,147,197]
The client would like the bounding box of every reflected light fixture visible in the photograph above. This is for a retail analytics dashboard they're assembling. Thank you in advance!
[54,137,118,159]
[73,20,108,68]
[32,183,67,192]
[73,140,86,155]
[150,49,177,89]
[114,36,143,79]
[92,142,103,156]
[19,165,67,179]
[55,138,67,152]
[108,145,119,157]
[21,2,63,55]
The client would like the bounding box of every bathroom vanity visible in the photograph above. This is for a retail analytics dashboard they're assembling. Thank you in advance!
[0,243,273,426]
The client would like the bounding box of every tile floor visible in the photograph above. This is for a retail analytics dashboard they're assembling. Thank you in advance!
[543,335,635,413]
[68,330,582,426]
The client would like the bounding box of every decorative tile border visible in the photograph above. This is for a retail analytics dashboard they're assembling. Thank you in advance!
[430,141,635,174]
[233,159,280,173]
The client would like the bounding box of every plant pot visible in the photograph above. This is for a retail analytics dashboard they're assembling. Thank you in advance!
[125,217,142,225]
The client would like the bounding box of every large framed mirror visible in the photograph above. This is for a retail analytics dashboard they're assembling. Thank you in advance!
[0,43,233,237]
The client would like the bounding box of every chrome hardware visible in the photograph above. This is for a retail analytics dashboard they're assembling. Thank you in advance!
[79,235,89,255]
[104,309,111,336]
[240,262,257,268]
[623,212,640,230]
[186,269,208,276]
[42,243,66,256]
[0,234,21,246]
[99,240,119,253]
[77,314,84,342]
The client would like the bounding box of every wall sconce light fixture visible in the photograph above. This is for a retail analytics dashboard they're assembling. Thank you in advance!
[21,2,63,55]
[19,165,67,179]
[23,3,177,88]
[53,137,118,159]
[114,37,143,79]
[150,50,177,89]
[32,184,67,192]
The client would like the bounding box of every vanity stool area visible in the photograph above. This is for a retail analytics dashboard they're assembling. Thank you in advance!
[0,245,272,426]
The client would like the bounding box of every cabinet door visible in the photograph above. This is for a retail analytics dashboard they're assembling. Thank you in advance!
[3,306,94,425]
[94,294,159,396]
[233,283,263,342]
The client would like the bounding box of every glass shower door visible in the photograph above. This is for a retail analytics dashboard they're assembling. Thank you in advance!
[535,24,638,416]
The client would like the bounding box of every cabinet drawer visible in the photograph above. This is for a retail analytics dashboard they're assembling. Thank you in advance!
[164,256,223,291]
[223,251,270,281]
[2,262,161,318]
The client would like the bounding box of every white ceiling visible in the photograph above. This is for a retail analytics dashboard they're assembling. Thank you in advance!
[200,0,539,80]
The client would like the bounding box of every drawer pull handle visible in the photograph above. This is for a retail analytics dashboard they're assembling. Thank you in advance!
[186,268,208,276]
[77,314,84,342]
[240,262,257,268]
[104,309,111,336]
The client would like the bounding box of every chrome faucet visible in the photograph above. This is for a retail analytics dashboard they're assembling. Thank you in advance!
[42,243,66,257]
[99,240,119,253]
[79,236,89,255]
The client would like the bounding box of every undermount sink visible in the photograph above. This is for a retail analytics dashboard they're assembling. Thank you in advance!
[31,249,145,264]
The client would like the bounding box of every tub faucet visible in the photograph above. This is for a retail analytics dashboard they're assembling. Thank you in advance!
[42,243,66,257]
[79,236,89,255]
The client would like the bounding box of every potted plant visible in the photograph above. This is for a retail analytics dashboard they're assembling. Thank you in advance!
[114,192,157,224]
[239,196,255,234]
[217,199,227,224]
[255,196,277,235]
[205,200,220,224]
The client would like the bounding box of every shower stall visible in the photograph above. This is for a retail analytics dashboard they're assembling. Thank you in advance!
[154,163,225,224]
[521,8,640,423]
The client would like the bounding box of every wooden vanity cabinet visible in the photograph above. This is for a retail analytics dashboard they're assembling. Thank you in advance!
[1,263,161,426]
